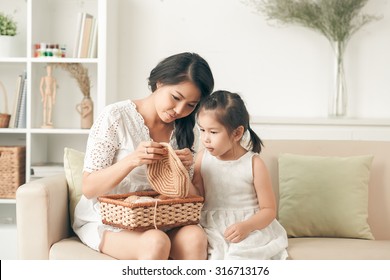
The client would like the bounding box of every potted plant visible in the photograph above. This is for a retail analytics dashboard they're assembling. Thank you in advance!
[0,12,18,57]
[245,0,381,117]
[0,12,17,36]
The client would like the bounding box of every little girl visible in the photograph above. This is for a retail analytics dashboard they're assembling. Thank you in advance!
[192,90,288,260]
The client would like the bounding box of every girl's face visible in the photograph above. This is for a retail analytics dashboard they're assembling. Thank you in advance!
[197,110,236,160]
[154,81,201,123]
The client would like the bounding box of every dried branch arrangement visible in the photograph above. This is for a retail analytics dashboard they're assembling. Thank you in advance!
[246,0,380,44]
[49,63,90,97]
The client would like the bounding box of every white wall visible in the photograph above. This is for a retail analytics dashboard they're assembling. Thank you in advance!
[117,0,390,119]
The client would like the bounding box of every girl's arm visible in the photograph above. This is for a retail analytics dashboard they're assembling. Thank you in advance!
[246,155,277,228]
[190,149,205,197]
[224,155,277,243]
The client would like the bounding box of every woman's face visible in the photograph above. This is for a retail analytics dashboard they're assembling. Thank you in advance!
[154,81,201,123]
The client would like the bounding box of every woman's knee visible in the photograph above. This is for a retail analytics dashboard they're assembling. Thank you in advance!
[170,225,208,260]
[185,226,208,248]
[139,229,171,260]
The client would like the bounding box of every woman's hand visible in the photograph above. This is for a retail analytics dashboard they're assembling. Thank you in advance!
[175,148,194,170]
[82,141,167,198]
[130,141,167,167]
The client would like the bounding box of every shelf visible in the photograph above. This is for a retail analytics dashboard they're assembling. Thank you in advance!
[0,0,108,187]
[30,128,90,134]
[0,57,99,64]
[0,0,118,260]
[251,117,390,127]
[31,57,99,64]
[0,199,16,204]
[0,57,28,63]
[0,128,28,133]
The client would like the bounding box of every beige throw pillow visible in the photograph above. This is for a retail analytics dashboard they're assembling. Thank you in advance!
[63,147,85,226]
[278,153,374,240]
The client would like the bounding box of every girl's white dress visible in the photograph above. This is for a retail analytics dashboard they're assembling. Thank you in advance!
[200,150,288,260]
[73,100,190,251]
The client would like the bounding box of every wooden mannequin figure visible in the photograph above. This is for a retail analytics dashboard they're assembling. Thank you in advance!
[40,65,57,128]
[76,96,93,129]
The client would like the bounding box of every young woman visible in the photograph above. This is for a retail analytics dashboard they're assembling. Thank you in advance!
[73,52,214,260]
[193,90,288,259]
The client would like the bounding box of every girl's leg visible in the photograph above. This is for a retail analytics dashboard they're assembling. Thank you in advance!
[100,229,171,260]
[168,225,208,260]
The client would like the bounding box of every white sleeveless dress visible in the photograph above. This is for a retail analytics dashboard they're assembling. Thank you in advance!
[200,150,288,260]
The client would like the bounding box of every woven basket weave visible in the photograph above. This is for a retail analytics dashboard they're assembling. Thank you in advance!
[0,146,26,198]
[0,80,11,128]
[98,191,204,231]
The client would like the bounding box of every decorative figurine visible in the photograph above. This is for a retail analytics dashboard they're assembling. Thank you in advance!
[40,65,57,128]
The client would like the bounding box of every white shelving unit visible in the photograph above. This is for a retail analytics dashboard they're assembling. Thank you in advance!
[0,0,118,259]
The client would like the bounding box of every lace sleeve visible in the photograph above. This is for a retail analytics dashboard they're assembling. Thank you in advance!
[83,105,121,172]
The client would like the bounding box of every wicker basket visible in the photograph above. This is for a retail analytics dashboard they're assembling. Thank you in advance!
[98,190,204,231]
[0,113,11,128]
[0,146,26,198]
[0,80,11,128]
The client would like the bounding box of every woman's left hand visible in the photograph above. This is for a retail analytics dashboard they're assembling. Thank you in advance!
[175,148,194,170]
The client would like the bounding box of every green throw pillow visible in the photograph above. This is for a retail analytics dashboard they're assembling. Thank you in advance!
[63,147,85,227]
[278,153,374,240]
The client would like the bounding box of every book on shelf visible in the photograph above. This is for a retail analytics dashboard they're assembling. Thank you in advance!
[8,74,23,128]
[74,12,94,58]
[16,72,27,128]
[73,12,84,58]
[30,162,64,179]
[88,18,98,58]
[8,71,26,128]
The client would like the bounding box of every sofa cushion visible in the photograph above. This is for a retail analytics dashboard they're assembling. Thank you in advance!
[50,236,115,260]
[64,147,85,226]
[278,154,374,240]
[287,238,390,260]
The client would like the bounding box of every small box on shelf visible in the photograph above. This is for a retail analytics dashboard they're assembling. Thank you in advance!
[0,146,26,199]
[30,162,64,180]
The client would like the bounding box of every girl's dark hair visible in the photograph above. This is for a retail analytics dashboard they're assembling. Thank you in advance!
[148,52,214,150]
[197,90,263,153]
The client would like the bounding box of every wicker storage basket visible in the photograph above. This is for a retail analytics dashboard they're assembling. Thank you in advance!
[0,146,26,198]
[98,190,204,231]
[0,113,11,128]
[0,81,11,128]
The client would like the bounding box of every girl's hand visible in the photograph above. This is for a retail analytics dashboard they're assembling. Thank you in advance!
[175,148,194,170]
[224,221,252,243]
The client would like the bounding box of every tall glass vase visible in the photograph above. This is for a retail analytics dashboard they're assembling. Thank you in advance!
[328,41,348,117]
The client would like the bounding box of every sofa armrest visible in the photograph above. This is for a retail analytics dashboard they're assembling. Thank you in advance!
[16,173,71,259]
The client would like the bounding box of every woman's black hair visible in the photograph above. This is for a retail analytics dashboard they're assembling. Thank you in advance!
[148,52,214,150]
[197,90,263,153]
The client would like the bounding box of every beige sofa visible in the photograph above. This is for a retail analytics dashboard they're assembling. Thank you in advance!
[16,140,390,259]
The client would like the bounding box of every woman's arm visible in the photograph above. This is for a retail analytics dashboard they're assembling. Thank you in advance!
[82,141,166,198]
